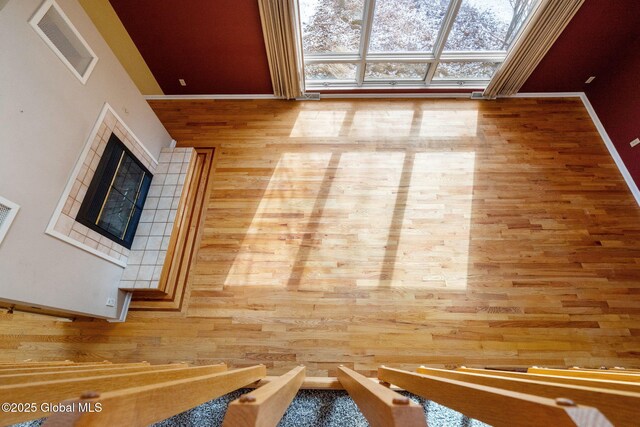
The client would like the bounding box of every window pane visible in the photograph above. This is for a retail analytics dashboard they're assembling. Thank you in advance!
[305,63,358,81]
[444,0,538,51]
[299,0,365,53]
[434,62,500,79]
[364,63,429,80]
[369,0,449,53]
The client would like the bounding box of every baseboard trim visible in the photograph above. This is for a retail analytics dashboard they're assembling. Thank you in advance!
[145,94,280,100]
[579,93,640,206]
[318,92,472,99]
[508,92,584,98]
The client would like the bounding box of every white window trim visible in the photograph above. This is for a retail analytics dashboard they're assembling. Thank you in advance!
[29,0,99,84]
[300,0,535,90]
[0,196,20,246]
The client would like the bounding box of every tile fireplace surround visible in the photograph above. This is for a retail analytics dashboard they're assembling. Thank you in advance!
[46,103,194,292]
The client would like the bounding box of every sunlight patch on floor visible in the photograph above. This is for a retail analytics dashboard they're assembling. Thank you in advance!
[223,152,332,287]
[349,110,414,137]
[420,109,479,137]
[393,152,476,289]
[290,111,347,137]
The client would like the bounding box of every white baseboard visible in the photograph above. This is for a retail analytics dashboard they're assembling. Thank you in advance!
[579,93,640,206]
[145,94,280,100]
[107,292,133,323]
[319,92,472,99]
[509,92,583,98]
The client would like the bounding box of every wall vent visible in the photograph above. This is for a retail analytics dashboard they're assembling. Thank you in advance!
[29,0,98,84]
[0,196,20,246]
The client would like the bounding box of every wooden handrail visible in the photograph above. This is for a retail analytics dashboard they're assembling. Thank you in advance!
[338,366,426,427]
[0,362,145,376]
[528,367,640,383]
[223,366,305,427]
[0,363,188,386]
[417,366,638,427]
[42,365,267,427]
[1,363,226,425]
[379,367,612,427]
[457,367,640,393]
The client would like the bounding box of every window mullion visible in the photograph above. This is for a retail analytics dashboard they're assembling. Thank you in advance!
[357,0,376,87]
[424,0,463,84]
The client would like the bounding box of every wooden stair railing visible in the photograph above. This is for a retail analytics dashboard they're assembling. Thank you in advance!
[4,361,638,426]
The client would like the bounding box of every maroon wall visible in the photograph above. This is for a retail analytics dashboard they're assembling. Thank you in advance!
[109,0,273,95]
[522,0,640,93]
[585,34,640,182]
[522,0,640,189]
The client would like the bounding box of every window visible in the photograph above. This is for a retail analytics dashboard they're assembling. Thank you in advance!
[76,134,152,249]
[299,0,538,89]
[30,0,98,84]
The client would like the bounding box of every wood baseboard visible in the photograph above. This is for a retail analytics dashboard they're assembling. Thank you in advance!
[129,148,215,311]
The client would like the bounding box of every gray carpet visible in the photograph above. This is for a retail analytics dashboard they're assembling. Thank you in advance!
[153,389,491,427]
[11,389,490,426]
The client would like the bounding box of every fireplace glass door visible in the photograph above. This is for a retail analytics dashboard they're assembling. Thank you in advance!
[76,133,152,248]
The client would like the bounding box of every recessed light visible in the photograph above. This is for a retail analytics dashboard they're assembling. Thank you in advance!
[178,78,187,86]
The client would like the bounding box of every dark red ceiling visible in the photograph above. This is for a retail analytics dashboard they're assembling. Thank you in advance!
[109,0,273,95]
[523,0,640,92]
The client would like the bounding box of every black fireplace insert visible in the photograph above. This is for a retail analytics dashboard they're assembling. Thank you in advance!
[76,133,152,249]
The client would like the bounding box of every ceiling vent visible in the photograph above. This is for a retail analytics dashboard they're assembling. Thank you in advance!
[30,0,98,84]
[0,196,20,246]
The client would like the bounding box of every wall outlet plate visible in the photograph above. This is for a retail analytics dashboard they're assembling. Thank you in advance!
[631,138,640,148]
[585,76,596,84]
[106,297,116,307]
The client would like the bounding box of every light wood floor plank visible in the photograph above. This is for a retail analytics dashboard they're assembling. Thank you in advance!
[1,99,639,376]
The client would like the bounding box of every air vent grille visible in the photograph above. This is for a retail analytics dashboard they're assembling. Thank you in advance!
[0,197,19,245]
[30,0,97,83]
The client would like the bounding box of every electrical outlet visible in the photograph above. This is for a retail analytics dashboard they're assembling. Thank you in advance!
[585,76,596,84]
[106,297,116,307]
[631,138,640,148]
[178,78,187,86]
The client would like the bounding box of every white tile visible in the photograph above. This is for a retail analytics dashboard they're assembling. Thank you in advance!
[171,151,185,163]
[127,250,143,265]
[154,209,170,223]
[157,250,167,265]
[57,214,75,235]
[178,174,186,185]
[168,163,182,174]
[161,185,177,197]
[136,223,152,237]
[69,200,81,218]
[119,280,136,289]
[72,221,89,235]
[152,265,163,281]
[84,237,99,249]
[134,280,151,289]
[122,265,139,281]
[164,223,174,236]
[146,236,163,250]
[148,185,162,197]
[168,210,177,223]
[171,198,180,209]
[138,265,154,281]
[158,197,172,209]
[181,163,189,173]
[152,174,166,186]
[140,209,156,223]
[158,151,173,163]
[142,250,159,265]
[145,197,159,210]
[155,163,169,174]
[150,223,166,236]
[161,236,171,250]
[165,174,179,185]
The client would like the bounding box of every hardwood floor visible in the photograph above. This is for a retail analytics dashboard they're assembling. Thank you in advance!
[2,98,640,376]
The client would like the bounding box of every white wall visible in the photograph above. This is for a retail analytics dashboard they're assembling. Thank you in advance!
[0,0,172,318]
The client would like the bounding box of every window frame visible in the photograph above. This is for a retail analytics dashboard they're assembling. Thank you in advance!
[29,0,99,84]
[300,0,531,90]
